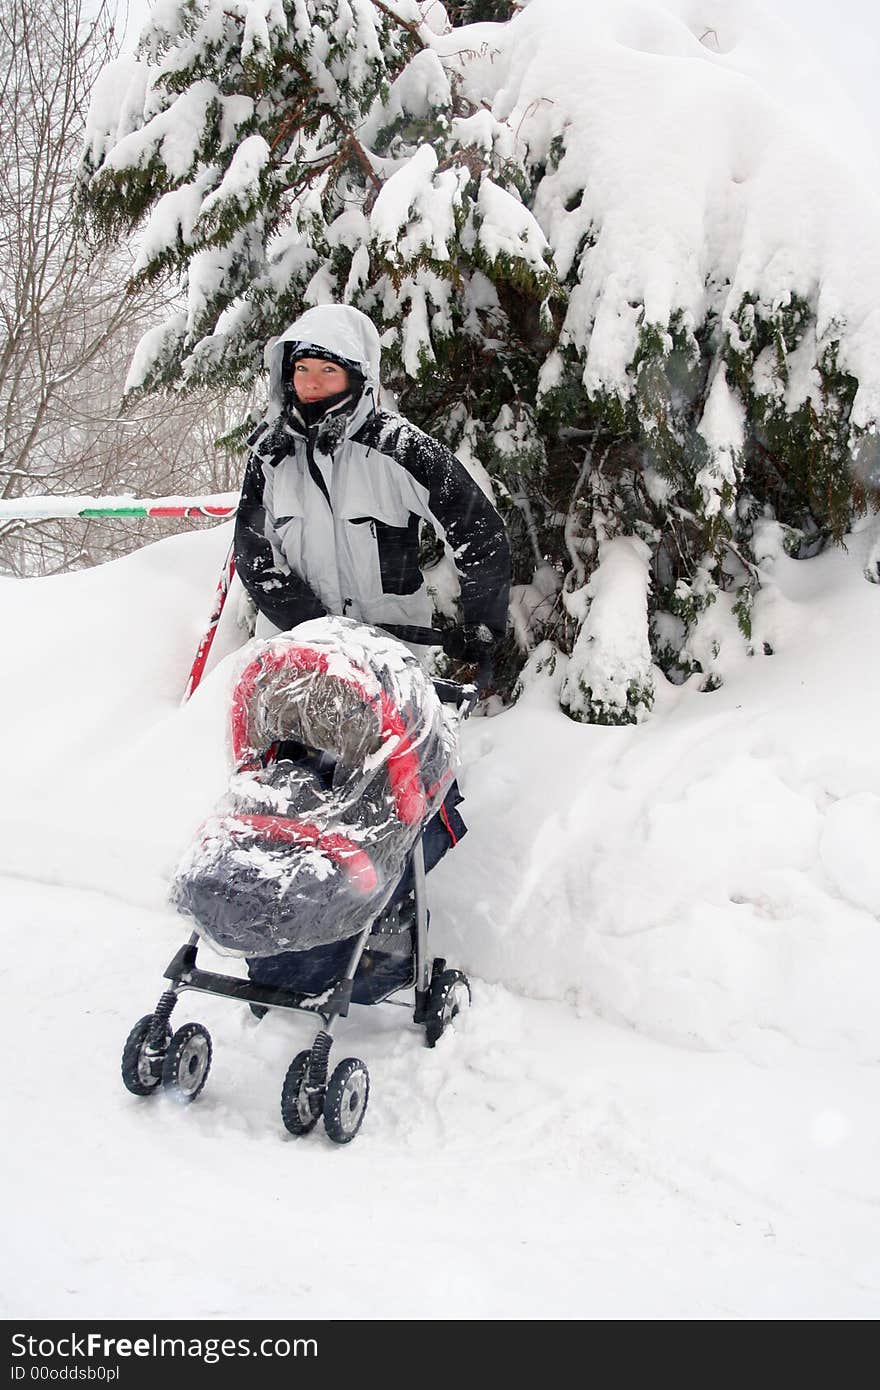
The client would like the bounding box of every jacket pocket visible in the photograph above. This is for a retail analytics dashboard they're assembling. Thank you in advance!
[345,514,423,596]
[374,514,423,596]
[268,459,306,520]
[266,516,303,585]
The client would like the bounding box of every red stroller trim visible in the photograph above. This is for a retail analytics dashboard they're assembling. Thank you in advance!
[217,814,379,894]
[230,645,330,762]
[229,642,428,826]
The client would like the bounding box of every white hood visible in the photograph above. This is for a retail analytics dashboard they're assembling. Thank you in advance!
[265,304,382,418]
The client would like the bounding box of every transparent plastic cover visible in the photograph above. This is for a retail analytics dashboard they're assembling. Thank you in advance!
[170,617,459,955]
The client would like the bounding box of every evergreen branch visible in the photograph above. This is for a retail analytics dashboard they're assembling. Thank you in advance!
[372,0,428,48]
[721,536,760,583]
[269,97,314,155]
[334,126,384,199]
[753,438,788,487]
[437,144,485,180]
[286,154,340,199]
[277,51,384,199]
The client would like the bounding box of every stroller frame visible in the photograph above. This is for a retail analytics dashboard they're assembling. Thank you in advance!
[160,834,435,1027]
[121,679,475,1143]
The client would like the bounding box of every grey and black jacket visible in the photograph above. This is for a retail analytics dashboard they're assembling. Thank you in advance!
[234,305,510,644]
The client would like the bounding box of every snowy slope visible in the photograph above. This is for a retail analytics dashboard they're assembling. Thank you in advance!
[440,522,880,1061]
[2,522,880,1318]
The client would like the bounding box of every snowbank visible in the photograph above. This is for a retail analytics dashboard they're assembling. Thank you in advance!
[436,519,880,1061]
[3,518,880,1062]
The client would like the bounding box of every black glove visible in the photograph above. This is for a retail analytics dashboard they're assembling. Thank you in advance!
[441,623,497,665]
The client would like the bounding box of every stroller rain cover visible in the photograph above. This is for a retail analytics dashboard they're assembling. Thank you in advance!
[170,616,459,957]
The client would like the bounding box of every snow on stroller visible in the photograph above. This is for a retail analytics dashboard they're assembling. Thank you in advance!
[121,616,474,1144]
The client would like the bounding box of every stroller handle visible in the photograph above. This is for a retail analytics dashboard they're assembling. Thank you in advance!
[380,622,446,646]
[431,677,479,718]
[380,623,492,709]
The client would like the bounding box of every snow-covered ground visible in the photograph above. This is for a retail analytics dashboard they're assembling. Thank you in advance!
[2,520,880,1318]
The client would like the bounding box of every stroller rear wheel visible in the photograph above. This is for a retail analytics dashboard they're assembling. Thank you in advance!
[121,1015,172,1096]
[323,1058,370,1144]
[425,969,471,1048]
[162,1023,213,1103]
[281,1050,322,1135]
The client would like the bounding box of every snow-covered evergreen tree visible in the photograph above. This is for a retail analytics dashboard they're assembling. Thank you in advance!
[79,0,880,722]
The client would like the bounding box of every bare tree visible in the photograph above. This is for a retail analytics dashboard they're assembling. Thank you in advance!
[0,0,246,576]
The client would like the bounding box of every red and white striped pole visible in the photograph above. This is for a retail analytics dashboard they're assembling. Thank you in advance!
[182,541,238,703]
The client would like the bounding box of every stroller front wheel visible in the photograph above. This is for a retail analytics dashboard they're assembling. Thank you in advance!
[424,969,471,1048]
[162,1023,213,1103]
[121,1015,172,1096]
[323,1058,370,1144]
[281,1050,322,1136]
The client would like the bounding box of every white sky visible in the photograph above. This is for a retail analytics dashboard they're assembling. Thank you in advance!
[769,0,880,149]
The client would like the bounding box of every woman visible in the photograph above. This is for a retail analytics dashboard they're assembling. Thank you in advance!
[234,303,510,661]
[234,304,510,1002]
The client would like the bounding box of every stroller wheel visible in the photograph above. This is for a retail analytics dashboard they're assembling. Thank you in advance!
[424,969,471,1048]
[281,1050,322,1136]
[162,1023,213,1103]
[121,1015,172,1096]
[323,1058,370,1144]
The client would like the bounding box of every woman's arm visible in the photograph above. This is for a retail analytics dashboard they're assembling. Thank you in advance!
[234,455,326,633]
[395,426,511,640]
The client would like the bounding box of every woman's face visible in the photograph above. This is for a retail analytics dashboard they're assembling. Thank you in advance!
[292,357,351,403]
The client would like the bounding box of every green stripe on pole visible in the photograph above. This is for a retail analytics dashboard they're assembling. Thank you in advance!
[79,507,151,518]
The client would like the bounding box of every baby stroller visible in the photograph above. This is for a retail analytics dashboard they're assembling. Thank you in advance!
[121,617,474,1144]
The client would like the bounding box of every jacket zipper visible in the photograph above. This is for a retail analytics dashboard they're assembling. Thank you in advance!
[305,427,332,511]
[305,426,355,615]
